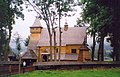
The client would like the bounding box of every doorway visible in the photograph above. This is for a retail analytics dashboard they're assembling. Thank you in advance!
[42,55,48,62]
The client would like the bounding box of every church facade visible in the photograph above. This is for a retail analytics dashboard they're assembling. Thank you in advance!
[27,17,91,62]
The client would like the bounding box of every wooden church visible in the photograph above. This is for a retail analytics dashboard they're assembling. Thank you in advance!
[24,17,91,62]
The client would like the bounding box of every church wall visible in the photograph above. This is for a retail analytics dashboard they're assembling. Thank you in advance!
[38,46,82,54]
[66,45,82,54]
[38,45,83,55]
[38,46,66,54]
[37,45,85,62]
[30,33,40,38]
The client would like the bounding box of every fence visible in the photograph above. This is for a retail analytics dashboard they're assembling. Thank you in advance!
[35,61,120,70]
[0,61,36,77]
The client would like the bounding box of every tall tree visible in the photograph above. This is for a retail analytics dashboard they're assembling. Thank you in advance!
[105,0,120,61]
[93,0,120,61]
[80,0,99,61]
[80,0,112,61]
[13,32,22,57]
[0,0,24,61]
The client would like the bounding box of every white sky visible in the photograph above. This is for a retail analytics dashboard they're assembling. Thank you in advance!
[11,5,82,40]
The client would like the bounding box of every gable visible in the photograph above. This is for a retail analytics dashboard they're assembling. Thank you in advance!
[21,50,37,59]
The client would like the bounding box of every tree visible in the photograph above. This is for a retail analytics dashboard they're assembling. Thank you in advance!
[0,0,24,61]
[13,32,22,73]
[80,0,99,61]
[105,0,120,61]
[92,0,120,61]
[13,32,22,57]
[25,0,78,61]
[80,0,113,61]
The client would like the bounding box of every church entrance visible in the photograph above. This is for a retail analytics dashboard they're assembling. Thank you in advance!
[42,55,48,62]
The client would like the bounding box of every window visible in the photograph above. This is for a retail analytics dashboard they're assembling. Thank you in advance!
[71,49,76,53]
[56,48,58,53]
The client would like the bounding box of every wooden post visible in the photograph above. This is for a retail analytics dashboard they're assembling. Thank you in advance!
[37,46,41,62]
[18,56,21,74]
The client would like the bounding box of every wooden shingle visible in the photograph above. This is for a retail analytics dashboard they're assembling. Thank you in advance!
[21,50,37,59]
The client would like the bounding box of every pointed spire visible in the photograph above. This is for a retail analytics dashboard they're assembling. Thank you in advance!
[31,16,42,28]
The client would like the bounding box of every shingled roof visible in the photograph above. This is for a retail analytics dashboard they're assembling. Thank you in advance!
[37,27,87,46]
[28,39,39,50]
[30,16,42,28]
[21,50,37,59]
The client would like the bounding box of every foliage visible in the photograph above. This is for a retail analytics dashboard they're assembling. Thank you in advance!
[13,32,22,56]
[0,0,24,61]
[76,18,85,27]
[10,68,120,77]
[24,36,30,47]
[80,0,120,61]
[80,0,113,61]
[105,0,120,61]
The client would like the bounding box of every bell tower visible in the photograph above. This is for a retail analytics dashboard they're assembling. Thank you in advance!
[30,16,43,39]
[64,20,68,31]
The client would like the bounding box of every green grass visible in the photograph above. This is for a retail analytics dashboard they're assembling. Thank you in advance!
[10,68,120,77]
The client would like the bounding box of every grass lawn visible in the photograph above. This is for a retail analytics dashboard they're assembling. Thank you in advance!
[10,68,120,77]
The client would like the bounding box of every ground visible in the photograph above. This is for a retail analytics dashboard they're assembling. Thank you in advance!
[10,68,120,77]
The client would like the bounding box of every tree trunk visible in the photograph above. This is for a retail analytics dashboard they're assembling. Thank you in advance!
[53,29,57,61]
[98,35,104,61]
[116,48,120,61]
[45,25,53,61]
[3,0,12,61]
[49,34,53,61]
[0,28,4,61]
[4,43,9,61]
[46,21,53,61]
[114,37,120,61]
[91,32,96,61]
[58,4,61,62]
[113,47,116,61]
[112,33,120,61]
[4,34,11,61]
[101,35,104,61]
[112,34,117,61]
[0,29,2,61]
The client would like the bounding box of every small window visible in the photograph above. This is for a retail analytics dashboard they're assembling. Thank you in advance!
[71,49,76,53]
[56,48,58,53]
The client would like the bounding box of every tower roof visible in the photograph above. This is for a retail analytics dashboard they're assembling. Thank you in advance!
[30,16,42,28]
